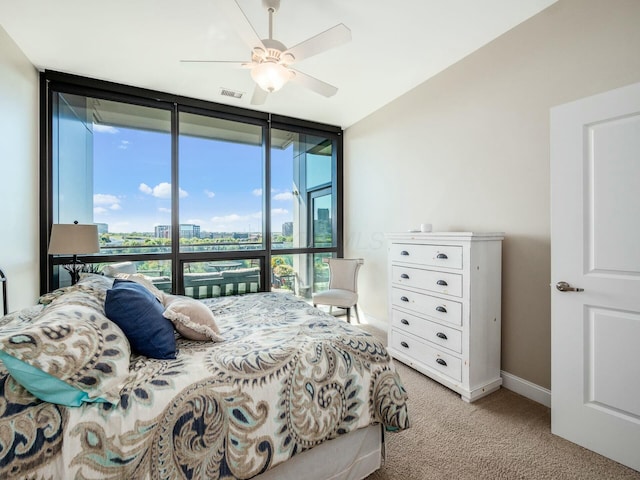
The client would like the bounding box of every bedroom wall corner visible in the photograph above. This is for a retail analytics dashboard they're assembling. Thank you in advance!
[0,25,40,314]
[343,0,640,391]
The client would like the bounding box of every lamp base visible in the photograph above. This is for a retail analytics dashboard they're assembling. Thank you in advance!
[62,256,84,285]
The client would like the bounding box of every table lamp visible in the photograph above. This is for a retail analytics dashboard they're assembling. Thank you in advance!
[48,221,100,285]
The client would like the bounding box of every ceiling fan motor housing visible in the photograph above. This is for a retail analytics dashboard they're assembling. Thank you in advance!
[252,39,294,64]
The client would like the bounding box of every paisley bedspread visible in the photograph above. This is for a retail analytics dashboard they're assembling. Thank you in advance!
[0,292,409,479]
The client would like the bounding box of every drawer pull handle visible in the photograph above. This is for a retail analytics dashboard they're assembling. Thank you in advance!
[436,332,448,340]
[401,318,410,326]
[436,279,448,286]
[435,305,447,313]
[436,358,447,366]
[436,253,448,259]
[400,341,409,348]
[400,273,410,279]
[400,296,409,302]
[400,250,410,256]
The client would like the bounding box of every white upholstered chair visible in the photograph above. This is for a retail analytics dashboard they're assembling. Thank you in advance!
[313,258,364,323]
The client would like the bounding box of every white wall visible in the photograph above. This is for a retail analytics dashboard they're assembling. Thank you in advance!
[0,25,40,314]
[344,0,640,389]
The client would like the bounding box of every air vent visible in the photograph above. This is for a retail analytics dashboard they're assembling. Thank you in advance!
[220,88,244,99]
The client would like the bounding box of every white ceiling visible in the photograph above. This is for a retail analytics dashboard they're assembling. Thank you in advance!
[0,0,556,128]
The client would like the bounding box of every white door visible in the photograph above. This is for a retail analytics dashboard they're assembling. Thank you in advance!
[550,81,640,471]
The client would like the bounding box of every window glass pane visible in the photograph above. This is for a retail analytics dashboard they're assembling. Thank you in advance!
[313,253,333,293]
[183,260,261,299]
[313,192,333,247]
[270,253,333,298]
[271,130,335,250]
[52,93,172,255]
[179,113,263,252]
[53,260,172,292]
[306,139,332,189]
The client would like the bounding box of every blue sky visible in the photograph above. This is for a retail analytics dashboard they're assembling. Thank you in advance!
[92,125,294,233]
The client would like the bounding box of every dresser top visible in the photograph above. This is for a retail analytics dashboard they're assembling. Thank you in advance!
[385,232,504,242]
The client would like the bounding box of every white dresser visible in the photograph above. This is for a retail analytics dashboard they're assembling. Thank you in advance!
[386,232,503,402]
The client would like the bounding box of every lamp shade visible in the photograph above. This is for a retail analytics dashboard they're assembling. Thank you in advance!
[48,223,100,255]
[251,62,293,93]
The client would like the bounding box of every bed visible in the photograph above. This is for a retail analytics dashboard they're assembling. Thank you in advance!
[0,274,409,479]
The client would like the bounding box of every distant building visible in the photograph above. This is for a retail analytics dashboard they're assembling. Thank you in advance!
[317,209,330,222]
[155,225,171,238]
[154,224,201,239]
[282,222,293,237]
[180,224,201,239]
[95,223,108,234]
[314,209,332,238]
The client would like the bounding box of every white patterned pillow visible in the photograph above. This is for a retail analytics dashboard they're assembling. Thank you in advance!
[162,295,224,342]
[0,303,130,406]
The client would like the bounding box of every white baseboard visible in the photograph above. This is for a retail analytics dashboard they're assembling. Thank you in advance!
[501,370,551,408]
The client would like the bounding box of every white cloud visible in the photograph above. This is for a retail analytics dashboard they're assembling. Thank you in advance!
[151,182,172,198]
[209,211,266,232]
[93,124,119,134]
[94,193,121,213]
[187,218,204,224]
[118,140,130,150]
[273,192,293,201]
[140,182,187,198]
[252,188,262,196]
[139,183,152,195]
[94,193,120,205]
[271,208,289,216]
[158,207,171,213]
[204,189,216,198]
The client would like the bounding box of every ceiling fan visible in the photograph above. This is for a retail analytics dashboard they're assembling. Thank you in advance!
[181,0,351,105]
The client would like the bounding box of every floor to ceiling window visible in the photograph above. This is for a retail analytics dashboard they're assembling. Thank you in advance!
[42,72,342,299]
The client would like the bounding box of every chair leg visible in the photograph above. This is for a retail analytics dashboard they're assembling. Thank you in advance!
[346,307,351,323]
[354,304,360,323]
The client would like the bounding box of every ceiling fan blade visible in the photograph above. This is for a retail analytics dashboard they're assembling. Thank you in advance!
[180,60,246,65]
[219,0,266,51]
[250,85,269,105]
[289,69,338,98]
[284,24,351,63]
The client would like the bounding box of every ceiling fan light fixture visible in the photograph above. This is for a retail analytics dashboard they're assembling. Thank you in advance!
[251,61,292,93]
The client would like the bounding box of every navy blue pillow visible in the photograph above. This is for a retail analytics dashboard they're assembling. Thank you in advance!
[105,279,176,360]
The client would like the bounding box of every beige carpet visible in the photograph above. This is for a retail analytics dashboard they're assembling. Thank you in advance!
[356,324,640,480]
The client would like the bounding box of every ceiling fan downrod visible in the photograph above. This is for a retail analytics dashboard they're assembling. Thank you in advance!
[263,0,280,40]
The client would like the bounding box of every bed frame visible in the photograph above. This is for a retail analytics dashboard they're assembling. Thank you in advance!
[256,424,383,480]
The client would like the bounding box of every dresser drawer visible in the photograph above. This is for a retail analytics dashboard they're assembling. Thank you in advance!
[391,287,463,327]
[389,243,463,269]
[391,309,462,354]
[390,330,462,382]
[391,266,463,297]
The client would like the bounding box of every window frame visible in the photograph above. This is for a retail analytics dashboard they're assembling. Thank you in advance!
[39,71,343,296]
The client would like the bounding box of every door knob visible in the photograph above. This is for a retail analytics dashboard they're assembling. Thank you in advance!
[556,281,584,292]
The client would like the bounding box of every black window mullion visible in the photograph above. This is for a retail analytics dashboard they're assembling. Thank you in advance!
[335,132,344,257]
[263,117,273,292]
[171,102,181,294]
